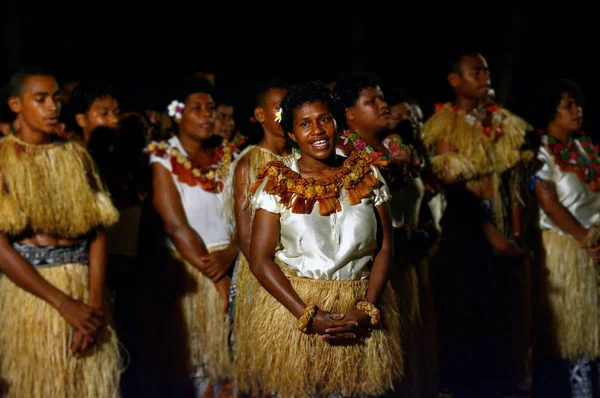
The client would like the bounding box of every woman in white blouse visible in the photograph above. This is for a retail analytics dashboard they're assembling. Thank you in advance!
[143,76,239,397]
[247,81,402,398]
[532,79,600,397]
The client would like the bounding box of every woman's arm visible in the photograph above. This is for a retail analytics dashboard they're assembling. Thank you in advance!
[0,234,102,336]
[233,157,253,260]
[366,202,394,304]
[535,179,600,261]
[250,209,354,335]
[534,179,588,241]
[249,209,306,318]
[152,163,230,281]
[327,202,395,341]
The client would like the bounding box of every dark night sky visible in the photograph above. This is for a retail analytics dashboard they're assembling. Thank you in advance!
[2,12,599,134]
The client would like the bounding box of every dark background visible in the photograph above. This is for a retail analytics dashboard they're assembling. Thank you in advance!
[2,12,598,134]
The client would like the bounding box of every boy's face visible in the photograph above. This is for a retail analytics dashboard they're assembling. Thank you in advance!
[8,75,61,135]
[76,96,120,136]
[449,54,491,101]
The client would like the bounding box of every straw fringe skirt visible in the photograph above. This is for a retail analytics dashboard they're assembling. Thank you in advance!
[241,260,403,398]
[173,243,233,382]
[0,263,122,398]
[231,253,264,392]
[538,230,600,360]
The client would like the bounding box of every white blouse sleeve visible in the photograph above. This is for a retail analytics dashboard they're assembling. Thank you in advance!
[149,151,172,172]
[250,178,283,214]
[535,146,554,181]
[370,165,391,206]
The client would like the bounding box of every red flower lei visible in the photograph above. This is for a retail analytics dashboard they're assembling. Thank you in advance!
[545,131,600,191]
[145,140,234,193]
[337,130,420,167]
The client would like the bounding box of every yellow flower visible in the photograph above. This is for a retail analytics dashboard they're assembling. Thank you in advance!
[184,161,192,169]
[177,156,185,164]
[147,143,156,151]
[192,169,201,177]
[206,170,215,180]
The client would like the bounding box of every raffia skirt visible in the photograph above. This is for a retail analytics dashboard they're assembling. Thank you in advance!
[537,230,600,360]
[172,244,233,382]
[240,259,403,398]
[231,253,264,392]
[0,263,123,398]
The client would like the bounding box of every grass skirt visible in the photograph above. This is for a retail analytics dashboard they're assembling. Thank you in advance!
[537,230,600,360]
[231,253,264,392]
[394,257,439,398]
[0,263,122,398]
[240,260,403,398]
[173,244,233,382]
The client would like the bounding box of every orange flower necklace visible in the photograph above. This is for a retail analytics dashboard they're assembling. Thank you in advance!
[250,150,388,215]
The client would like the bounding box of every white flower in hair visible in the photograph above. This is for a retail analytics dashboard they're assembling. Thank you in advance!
[274,108,283,123]
[167,100,185,120]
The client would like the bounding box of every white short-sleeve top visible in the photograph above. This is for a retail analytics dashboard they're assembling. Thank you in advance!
[251,155,390,281]
[149,135,234,250]
[535,135,600,238]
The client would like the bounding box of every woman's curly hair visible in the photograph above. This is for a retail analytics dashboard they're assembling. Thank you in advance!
[279,80,347,139]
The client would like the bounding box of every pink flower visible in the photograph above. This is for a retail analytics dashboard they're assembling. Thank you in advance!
[354,139,367,150]
[570,152,578,160]
[555,143,564,152]
[582,141,592,148]
[390,141,400,150]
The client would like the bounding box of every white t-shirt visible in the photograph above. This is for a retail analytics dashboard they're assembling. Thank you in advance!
[149,136,233,250]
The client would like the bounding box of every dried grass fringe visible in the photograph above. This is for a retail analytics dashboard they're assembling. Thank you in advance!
[0,135,119,238]
[538,230,600,360]
[231,253,263,390]
[0,263,123,398]
[238,260,403,398]
[172,244,233,382]
[422,104,532,180]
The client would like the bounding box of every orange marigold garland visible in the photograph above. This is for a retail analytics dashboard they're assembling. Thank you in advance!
[250,150,388,216]
[145,140,234,193]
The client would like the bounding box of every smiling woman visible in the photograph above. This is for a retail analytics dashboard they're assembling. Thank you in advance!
[246,80,402,398]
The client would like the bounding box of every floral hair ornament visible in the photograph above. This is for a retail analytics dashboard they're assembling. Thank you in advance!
[274,107,283,124]
[167,100,185,120]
